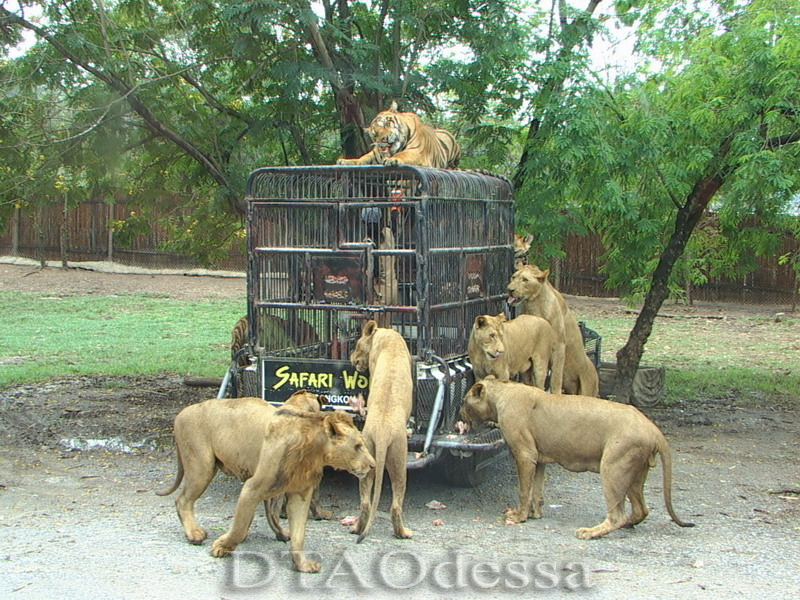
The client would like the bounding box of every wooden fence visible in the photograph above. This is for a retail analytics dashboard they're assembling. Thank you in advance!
[0,200,244,271]
[1,201,797,307]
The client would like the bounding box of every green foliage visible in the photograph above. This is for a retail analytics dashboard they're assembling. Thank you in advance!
[0,0,542,260]
[517,0,800,298]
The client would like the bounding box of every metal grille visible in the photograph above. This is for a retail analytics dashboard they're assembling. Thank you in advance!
[579,322,603,368]
[245,166,515,364]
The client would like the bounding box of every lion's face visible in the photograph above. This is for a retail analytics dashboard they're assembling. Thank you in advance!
[366,110,409,159]
[507,264,549,307]
[323,412,376,478]
[350,320,378,373]
[471,313,507,361]
[460,381,497,428]
[283,390,325,413]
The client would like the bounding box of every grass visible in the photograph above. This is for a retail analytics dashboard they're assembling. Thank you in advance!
[575,311,800,407]
[1,290,798,408]
[0,291,243,386]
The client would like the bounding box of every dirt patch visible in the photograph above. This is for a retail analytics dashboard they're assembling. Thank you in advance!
[2,260,792,316]
[0,375,210,452]
[0,261,245,301]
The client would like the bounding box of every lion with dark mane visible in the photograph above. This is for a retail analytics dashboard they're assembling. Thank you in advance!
[160,402,375,573]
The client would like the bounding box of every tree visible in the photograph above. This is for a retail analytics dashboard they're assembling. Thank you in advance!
[519,0,800,402]
[0,0,537,262]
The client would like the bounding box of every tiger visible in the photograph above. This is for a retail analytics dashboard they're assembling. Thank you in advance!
[231,314,320,365]
[514,233,534,266]
[230,315,249,367]
[337,101,461,169]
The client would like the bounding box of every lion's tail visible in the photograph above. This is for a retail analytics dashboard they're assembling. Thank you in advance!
[657,437,695,528]
[357,438,388,544]
[155,442,183,497]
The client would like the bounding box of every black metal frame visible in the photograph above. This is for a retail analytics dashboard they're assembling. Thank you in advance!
[231,165,515,467]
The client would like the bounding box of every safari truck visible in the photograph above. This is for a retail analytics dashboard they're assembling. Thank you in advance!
[220,165,597,485]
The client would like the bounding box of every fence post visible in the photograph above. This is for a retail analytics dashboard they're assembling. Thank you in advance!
[11,206,20,256]
[36,203,45,268]
[552,255,562,289]
[60,191,69,267]
[107,201,114,262]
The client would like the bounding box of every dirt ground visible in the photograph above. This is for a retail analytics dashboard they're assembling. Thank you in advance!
[1,261,799,599]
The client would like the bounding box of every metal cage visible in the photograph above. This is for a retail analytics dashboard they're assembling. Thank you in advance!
[236,165,514,469]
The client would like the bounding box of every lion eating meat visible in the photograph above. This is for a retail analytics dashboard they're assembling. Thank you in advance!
[336,101,460,169]
[156,391,346,551]
[209,409,375,572]
[507,264,599,396]
[459,377,695,539]
[348,319,414,543]
[468,312,556,389]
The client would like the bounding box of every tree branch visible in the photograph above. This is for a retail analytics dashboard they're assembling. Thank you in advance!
[765,130,800,149]
[0,6,234,203]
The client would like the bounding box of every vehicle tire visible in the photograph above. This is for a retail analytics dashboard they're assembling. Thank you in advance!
[441,451,487,488]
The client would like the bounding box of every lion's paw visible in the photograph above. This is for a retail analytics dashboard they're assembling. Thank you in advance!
[336,159,354,165]
[210,538,236,558]
[312,508,334,521]
[185,527,208,544]
[349,522,363,535]
[294,559,321,573]
[394,526,413,539]
[503,508,527,524]
[574,527,601,540]
[383,157,401,167]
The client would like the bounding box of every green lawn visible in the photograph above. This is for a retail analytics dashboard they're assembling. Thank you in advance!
[575,311,800,407]
[1,290,797,407]
[0,291,243,385]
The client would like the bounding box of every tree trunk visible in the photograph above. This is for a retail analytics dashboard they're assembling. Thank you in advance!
[613,176,723,403]
[336,89,367,159]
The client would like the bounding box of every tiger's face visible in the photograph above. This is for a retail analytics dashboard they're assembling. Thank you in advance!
[365,111,409,159]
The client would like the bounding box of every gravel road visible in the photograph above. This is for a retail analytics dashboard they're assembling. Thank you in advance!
[1,376,798,600]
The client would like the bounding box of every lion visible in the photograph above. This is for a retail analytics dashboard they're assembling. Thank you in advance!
[210,409,375,572]
[348,319,413,542]
[468,312,556,389]
[507,264,599,396]
[336,101,460,169]
[459,377,695,539]
[156,390,331,545]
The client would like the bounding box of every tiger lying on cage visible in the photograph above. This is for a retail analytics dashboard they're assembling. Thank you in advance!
[337,101,460,169]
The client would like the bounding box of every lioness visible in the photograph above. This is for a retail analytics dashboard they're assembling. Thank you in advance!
[156,390,329,545]
[507,264,599,396]
[459,377,695,539]
[468,312,555,389]
[349,319,413,542]
[337,101,461,169]
[210,409,375,572]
